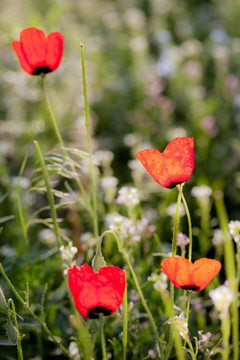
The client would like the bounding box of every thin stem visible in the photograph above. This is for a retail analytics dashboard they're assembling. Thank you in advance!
[42,76,65,148]
[221,315,231,360]
[9,299,24,360]
[98,230,161,358]
[100,315,107,360]
[122,285,128,360]
[34,141,61,249]
[0,264,73,360]
[172,188,182,257]
[17,178,30,266]
[41,76,92,214]
[80,44,99,240]
[183,291,191,348]
[214,190,238,360]
[177,185,192,261]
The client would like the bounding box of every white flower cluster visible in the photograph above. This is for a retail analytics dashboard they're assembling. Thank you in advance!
[191,185,212,199]
[212,229,224,246]
[94,150,114,168]
[228,220,240,243]
[168,312,188,339]
[104,213,155,243]
[115,186,140,207]
[60,241,78,264]
[100,176,119,203]
[209,285,234,318]
[147,272,168,292]
[39,229,56,246]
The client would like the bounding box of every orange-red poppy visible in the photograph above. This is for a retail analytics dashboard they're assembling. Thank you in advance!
[136,137,194,188]
[68,264,126,319]
[161,256,221,291]
[12,27,64,75]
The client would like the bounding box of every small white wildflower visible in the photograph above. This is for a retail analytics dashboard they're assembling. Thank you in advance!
[0,245,17,257]
[100,176,118,189]
[228,220,240,243]
[94,150,114,168]
[212,229,224,246]
[124,133,138,147]
[209,285,234,318]
[105,213,133,239]
[69,341,80,359]
[177,232,189,249]
[168,312,188,339]
[116,186,140,207]
[191,185,212,198]
[60,241,78,262]
[100,176,119,203]
[148,273,168,292]
[39,229,56,246]
[166,203,185,218]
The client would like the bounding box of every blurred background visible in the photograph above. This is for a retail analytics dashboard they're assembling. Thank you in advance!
[1,0,240,358]
[1,0,240,198]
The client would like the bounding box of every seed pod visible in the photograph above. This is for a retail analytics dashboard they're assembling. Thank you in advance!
[6,319,18,345]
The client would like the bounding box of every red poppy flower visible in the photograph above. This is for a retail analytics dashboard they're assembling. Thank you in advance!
[68,264,126,319]
[136,137,194,188]
[12,27,64,75]
[161,256,221,291]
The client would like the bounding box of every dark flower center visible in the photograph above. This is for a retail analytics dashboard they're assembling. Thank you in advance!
[32,66,52,76]
[87,306,112,319]
[181,284,200,291]
[168,181,182,189]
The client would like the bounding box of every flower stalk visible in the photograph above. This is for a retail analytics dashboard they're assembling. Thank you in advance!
[80,44,99,240]
[98,230,161,358]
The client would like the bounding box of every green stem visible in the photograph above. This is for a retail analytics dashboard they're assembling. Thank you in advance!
[185,291,191,323]
[177,185,192,261]
[9,299,24,360]
[98,230,161,358]
[165,187,182,359]
[183,291,191,348]
[221,315,231,360]
[42,76,65,148]
[172,188,182,257]
[122,285,128,360]
[185,337,196,360]
[34,141,61,250]
[41,76,92,214]
[0,264,73,360]
[213,190,238,360]
[80,44,99,240]
[237,243,240,292]
[100,315,107,360]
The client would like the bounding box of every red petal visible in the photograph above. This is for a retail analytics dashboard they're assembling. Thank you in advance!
[20,27,46,68]
[12,40,33,74]
[68,264,126,319]
[161,256,221,291]
[137,149,169,187]
[137,137,194,188]
[193,258,221,291]
[45,32,64,70]
[161,256,193,289]
[163,137,194,185]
